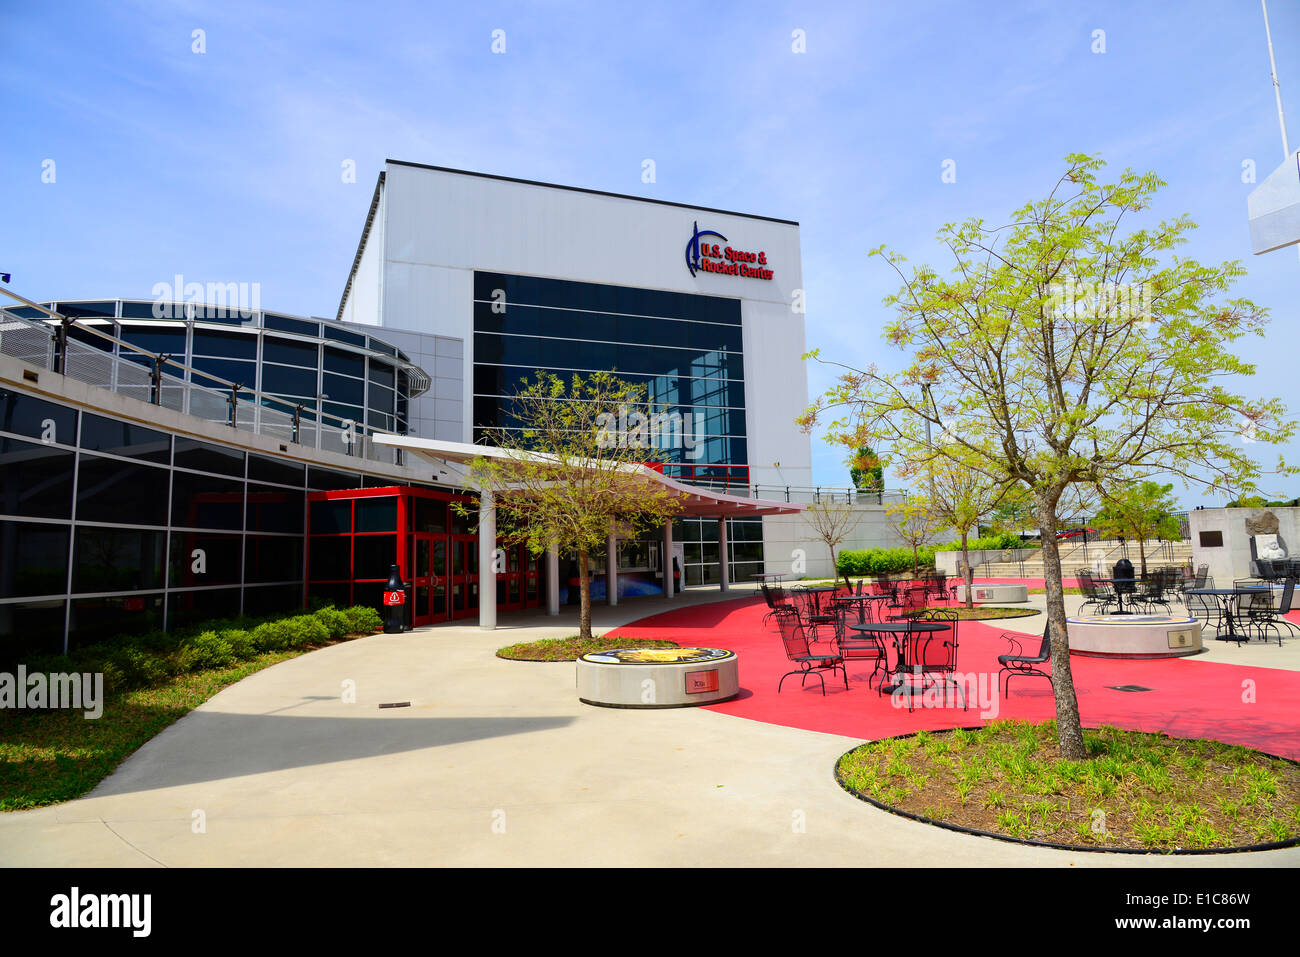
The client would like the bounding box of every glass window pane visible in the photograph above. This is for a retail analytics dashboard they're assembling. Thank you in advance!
[166,587,241,630]
[76,452,169,525]
[355,497,397,533]
[264,314,320,337]
[173,438,245,477]
[168,531,242,587]
[262,336,319,367]
[0,389,77,445]
[248,454,305,487]
[1,438,75,519]
[192,328,257,360]
[0,599,67,659]
[414,497,447,533]
[308,536,350,580]
[246,484,304,533]
[79,413,171,464]
[323,347,365,378]
[322,372,364,406]
[244,537,304,584]
[354,535,397,579]
[307,468,361,491]
[73,527,166,592]
[68,594,163,648]
[171,471,245,530]
[310,499,351,533]
[261,363,319,397]
[0,521,70,598]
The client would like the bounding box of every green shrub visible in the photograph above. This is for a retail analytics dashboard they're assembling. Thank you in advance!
[104,645,169,689]
[314,606,351,639]
[220,628,257,660]
[251,620,295,652]
[284,615,330,648]
[838,545,939,577]
[934,532,1028,552]
[341,605,383,634]
[177,630,235,672]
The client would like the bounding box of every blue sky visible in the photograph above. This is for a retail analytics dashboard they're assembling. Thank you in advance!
[3,0,1298,506]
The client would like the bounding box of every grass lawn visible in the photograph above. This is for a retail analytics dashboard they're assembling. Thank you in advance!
[837,720,1300,852]
[497,635,679,661]
[909,606,1039,621]
[0,640,357,812]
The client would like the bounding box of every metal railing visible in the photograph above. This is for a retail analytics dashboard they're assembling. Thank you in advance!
[0,289,404,467]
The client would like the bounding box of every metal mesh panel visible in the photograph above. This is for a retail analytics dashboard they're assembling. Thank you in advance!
[0,316,54,368]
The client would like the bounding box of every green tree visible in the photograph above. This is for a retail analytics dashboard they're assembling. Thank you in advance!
[849,446,884,492]
[920,456,1011,608]
[463,371,684,639]
[886,494,937,576]
[1093,480,1183,576]
[800,153,1294,759]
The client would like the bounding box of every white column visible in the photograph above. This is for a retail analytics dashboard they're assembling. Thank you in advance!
[478,489,496,631]
[663,520,675,599]
[718,516,730,593]
[607,533,619,606]
[546,544,560,616]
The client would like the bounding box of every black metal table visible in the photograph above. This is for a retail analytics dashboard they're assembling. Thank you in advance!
[1185,587,1269,644]
[849,621,952,695]
[1092,577,1139,615]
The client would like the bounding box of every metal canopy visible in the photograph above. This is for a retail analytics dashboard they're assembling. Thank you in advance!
[373,434,804,518]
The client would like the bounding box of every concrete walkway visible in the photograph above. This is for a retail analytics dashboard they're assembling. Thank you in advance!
[2,586,1297,866]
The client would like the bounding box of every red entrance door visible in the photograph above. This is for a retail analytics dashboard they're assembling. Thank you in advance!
[410,533,450,626]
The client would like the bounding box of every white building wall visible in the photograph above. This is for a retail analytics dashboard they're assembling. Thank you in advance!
[1189,506,1300,584]
[347,161,811,480]
[339,187,384,327]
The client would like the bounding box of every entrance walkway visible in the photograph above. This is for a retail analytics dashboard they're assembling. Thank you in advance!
[1,586,1296,866]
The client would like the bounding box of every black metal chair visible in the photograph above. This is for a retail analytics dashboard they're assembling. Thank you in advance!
[1183,584,1222,635]
[1076,569,1116,615]
[758,580,791,625]
[774,606,847,695]
[909,607,965,711]
[835,601,888,689]
[1243,577,1300,645]
[997,627,1053,697]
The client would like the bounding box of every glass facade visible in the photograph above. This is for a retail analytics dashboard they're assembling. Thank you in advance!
[676,517,766,586]
[39,299,429,438]
[0,387,415,661]
[472,273,748,470]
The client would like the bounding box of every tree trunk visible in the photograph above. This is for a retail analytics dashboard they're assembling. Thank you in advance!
[1137,536,1147,577]
[961,531,973,609]
[1035,491,1088,760]
[577,545,592,640]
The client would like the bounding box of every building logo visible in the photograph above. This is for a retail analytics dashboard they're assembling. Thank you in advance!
[684,221,774,280]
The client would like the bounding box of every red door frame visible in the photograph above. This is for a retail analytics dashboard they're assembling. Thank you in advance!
[305,485,542,622]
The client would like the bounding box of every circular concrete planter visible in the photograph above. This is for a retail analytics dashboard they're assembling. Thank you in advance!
[1067,614,1202,658]
[952,583,1029,603]
[576,647,739,708]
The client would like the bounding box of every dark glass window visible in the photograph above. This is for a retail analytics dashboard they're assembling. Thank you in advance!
[322,372,364,406]
[243,583,302,617]
[79,414,171,464]
[118,325,187,357]
[0,438,75,519]
[67,324,115,351]
[166,587,241,629]
[245,536,303,584]
[0,521,70,598]
[368,362,395,391]
[308,536,350,580]
[168,531,242,587]
[310,499,351,533]
[355,497,397,533]
[0,599,67,661]
[119,301,166,319]
[413,497,447,533]
[56,301,116,318]
[324,348,365,378]
[322,402,363,426]
[262,336,319,367]
[308,468,362,491]
[354,535,396,579]
[73,527,166,592]
[76,453,170,526]
[68,594,163,648]
[190,356,255,388]
[173,438,245,477]
[192,328,257,360]
[248,454,305,487]
[246,484,304,533]
[171,471,245,530]
[0,389,77,445]
[264,314,319,337]
[323,325,366,348]
[262,363,318,397]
